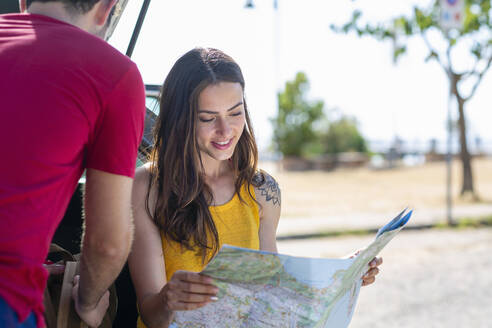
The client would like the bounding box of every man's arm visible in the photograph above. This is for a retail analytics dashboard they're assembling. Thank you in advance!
[75,168,134,323]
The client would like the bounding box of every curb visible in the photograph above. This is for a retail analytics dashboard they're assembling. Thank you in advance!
[276,217,492,241]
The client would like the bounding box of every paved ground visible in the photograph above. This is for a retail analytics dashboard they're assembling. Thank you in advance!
[277,227,492,328]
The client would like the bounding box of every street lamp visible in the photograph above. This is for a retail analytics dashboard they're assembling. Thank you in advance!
[244,0,255,9]
[244,0,281,158]
[244,0,278,10]
[244,0,281,92]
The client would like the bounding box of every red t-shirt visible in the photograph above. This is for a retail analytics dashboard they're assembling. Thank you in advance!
[0,13,145,326]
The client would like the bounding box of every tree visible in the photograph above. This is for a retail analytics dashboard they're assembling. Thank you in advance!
[272,72,325,157]
[323,116,368,154]
[333,0,492,197]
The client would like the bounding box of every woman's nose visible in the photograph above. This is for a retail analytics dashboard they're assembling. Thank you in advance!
[216,117,232,136]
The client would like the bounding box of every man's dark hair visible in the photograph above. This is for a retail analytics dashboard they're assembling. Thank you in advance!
[26,0,101,14]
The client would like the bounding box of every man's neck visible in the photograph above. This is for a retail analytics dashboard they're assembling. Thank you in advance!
[27,2,91,32]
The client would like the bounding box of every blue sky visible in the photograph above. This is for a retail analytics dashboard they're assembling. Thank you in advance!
[109,0,492,153]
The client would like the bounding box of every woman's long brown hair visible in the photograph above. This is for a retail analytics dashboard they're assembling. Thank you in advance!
[147,48,259,260]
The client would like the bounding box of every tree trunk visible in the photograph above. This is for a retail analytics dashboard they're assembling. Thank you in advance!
[455,96,474,195]
[449,71,475,197]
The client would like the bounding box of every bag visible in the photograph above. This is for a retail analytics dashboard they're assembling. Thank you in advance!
[43,244,118,328]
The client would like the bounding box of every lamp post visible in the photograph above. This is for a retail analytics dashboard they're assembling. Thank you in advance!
[244,0,255,9]
[244,0,281,92]
[439,0,464,225]
[244,0,281,159]
[245,0,278,10]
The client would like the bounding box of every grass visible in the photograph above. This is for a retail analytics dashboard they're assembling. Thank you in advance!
[277,215,492,241]
[451,215,492,228]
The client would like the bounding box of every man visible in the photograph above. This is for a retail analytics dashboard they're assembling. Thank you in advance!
[0,0,146,326]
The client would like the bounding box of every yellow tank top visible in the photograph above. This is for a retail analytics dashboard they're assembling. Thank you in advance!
[137,183,260,328]
[162,183,260,280]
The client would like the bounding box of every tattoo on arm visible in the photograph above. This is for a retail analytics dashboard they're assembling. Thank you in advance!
[257,174,281,207]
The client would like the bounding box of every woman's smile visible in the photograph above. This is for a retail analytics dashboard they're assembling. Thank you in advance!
[211,138,233,150]
[197,82,246,162]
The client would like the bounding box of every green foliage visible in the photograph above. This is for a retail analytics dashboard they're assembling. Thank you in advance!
[272,72,325,157]
[471,42,484,59]
[436,215,492,228]
[463,0,491,33]
[414,7,435,31]
[331,0,492,65]
[323,116,368,154]
[425,50,439,62]
[394,45,408,62]
[333,0,492,196]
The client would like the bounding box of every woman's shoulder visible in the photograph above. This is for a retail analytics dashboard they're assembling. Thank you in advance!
[132,163,160,223]
[252,170,281,208]
[133,163,156,203]
[134,163,152,188]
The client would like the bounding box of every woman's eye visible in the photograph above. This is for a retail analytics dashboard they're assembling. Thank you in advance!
[199,117,214,122]
[230,111,243,117]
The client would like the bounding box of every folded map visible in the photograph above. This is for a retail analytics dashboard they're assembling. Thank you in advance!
[170,208,413,328]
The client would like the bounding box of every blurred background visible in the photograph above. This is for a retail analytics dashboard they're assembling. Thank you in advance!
[112,1,492,326]
[4,0,491,326]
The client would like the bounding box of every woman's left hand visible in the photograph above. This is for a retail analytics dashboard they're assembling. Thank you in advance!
[362,257,383,286]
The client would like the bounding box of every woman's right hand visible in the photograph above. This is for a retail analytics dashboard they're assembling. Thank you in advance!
[160,270,219,311]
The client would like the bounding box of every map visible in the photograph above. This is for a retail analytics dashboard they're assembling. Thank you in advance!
[170,209,412,328]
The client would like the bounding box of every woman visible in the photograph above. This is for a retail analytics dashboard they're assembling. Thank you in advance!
[129,48,382,328]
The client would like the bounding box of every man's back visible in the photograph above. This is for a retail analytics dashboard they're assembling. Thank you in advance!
[0,12,145,325]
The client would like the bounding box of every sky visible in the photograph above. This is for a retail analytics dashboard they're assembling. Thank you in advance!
[109,0,492,153]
